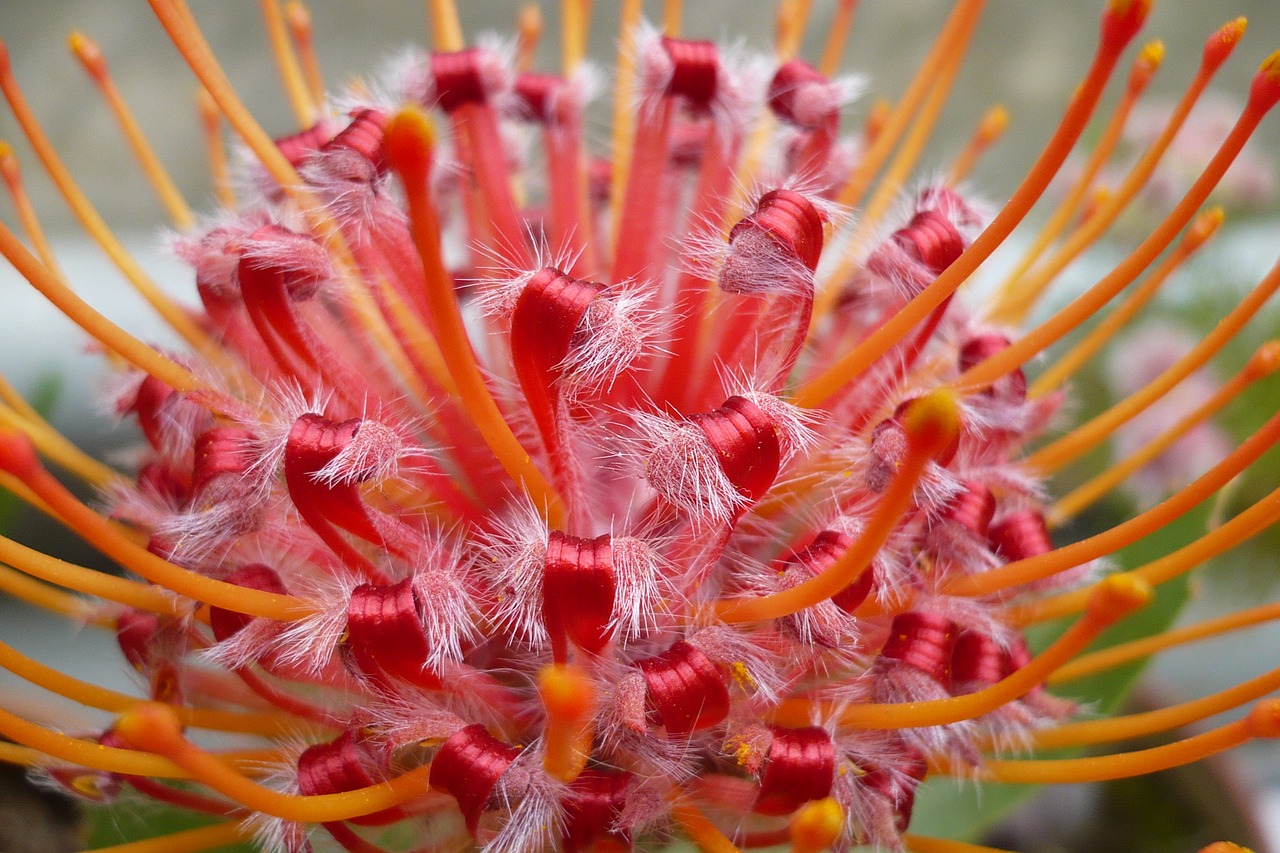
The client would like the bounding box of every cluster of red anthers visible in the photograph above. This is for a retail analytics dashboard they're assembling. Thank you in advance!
[2,2,1280,853]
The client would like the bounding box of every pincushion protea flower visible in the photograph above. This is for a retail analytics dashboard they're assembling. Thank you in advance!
[1,1,1279,851]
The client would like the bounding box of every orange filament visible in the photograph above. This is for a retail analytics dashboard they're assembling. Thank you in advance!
[717,390,961,623]
[0,705,188,778]
[0,562,107,626]
[0,44,222,362]
[539,663,595,783]
[775,0,815,62]
[197,89,235,209]
[68,32,195,230]
[77,821,252,853]
[1013,480,1280,625]
[663,0,684,36]
[114,702,433,821]
[971,17,1246,337]
[1034,667,1280,750]
[0,231,201,400]
[904,836,1016,853]
[669,794,742,853]
[790,797,844,853]
[516,5,542,72]
[427,0,465,51]
[991,40,1163,321]
[0,402,121,487]
[609,0,644,235]
[260,0,317,128]
[1025,258,1280,474]
[959,99,1277,398]
[0,141,63,275]
[797,8,1134,409]
[1048,339,1280,526]
[0,437,310,620]
[384,106,567,528]
[562,0,590,75]
[285,2,325,107]
[827,574,1149,730]
[967,699,1280,784]
[0,534,185,617]
[945,409,1280,599]
[819,0,859,77]
[1031,206,1225,400]
[0,639,297,737]
[946,104,1009,185]
[1052,600,1280,684]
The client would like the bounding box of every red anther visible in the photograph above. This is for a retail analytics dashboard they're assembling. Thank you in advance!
[136,459,191,504]
[859,741,929,832]
[768,60,835,130]
[988,510,1053,561]
[286,413,361,476]
[951,630,1005,687]
[116,610,160,671]
[892,209,965,275]
[635,640,730,736]
[660,37,720,109]
[937,481,996,538]
[126,375,176,450]
[879,612,959,689]
[430,47,499,112]
[689,396,782,504]
[274,120,337,168]
[344,577,441,689]
[239,224,329,302]
[753,726,836,816]
[543,531,616,659]
[429,724,522,834]
[514,72,564,123]
[727,189,826,275]
[561,769,632,853]
[208,563,289,644]
[322,108,390,173]
[784,530,874,613]
[297,729,404,826]
[958,334,1027,400]
[190,426,256,499]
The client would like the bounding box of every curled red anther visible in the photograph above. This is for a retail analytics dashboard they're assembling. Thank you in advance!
[297,729,405,826]
[125,375,176,450]
[286,413,361,477]
[879,612,959,689]
[723,189,826,289]
[660,37,720,109]
[892,209,965,275]
[561,769,632,852]
[768,60,837,130]
[238,224,330,302]
[430,47,505,112]
[429,724,522,834]
[136,459,191,503]
[208,564,290,644]
[688,396,783,504]
[321,108,390,173]
[190,426,256,500]
[635,640,730,736]
[958,334,1027,400]
[783,530,874,613]
[753,725,835,816]
[951,630,1005,688]
[988,510,1053,561]
[937,481,997,538]
[274,119,337,168]
[116,610,161,672]
[543,531,616,659]
[344,577,441,689]
[859,739,929,832]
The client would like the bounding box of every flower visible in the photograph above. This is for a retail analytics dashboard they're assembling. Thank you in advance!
[0,2,1279,852]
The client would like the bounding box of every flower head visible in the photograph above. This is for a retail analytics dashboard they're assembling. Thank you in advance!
[0,3,1279,853]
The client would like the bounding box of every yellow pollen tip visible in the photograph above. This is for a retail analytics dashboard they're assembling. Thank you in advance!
[981,105,1009,139]
[1244,340,1280,380]
[538,663,595,722]
[1198,844,1254,853]
[1184,206,1225,248]
[901,389,962,459]
[1137,41,1164,74]
[114,701,185,754]
[790,797,845,852]
[1087,573,1152,623]
[384,105,436,185]
[67,31,105,77]
[1248,699,1280,739]
[1260,50,1280,81]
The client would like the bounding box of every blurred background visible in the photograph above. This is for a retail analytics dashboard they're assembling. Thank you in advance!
[2,2,1280,850]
